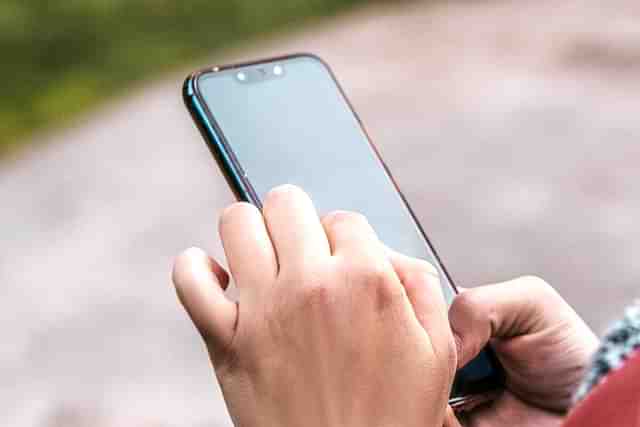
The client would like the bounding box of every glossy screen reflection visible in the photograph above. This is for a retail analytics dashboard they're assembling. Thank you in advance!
[195,55,501,400]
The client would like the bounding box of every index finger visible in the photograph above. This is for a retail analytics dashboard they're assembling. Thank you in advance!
[219,202,278,295]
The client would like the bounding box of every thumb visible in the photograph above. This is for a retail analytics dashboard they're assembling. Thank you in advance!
[449,276,565,368]
[172,247,238,361]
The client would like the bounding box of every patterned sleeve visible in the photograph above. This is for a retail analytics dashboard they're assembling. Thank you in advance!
[573,302,640,403]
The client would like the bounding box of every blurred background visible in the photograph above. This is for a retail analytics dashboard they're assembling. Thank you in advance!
[2,0,640,425]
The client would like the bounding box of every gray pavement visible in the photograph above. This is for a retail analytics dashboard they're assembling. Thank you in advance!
[2,1,640,425]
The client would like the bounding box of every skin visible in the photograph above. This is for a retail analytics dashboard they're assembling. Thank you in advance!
[172,185,460,427]
[173,184,599,427]
[448,277,600,427]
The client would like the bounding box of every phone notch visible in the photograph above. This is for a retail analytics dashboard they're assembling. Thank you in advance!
[235,63,286,84]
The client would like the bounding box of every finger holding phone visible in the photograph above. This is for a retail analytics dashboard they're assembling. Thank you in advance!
[173,186,459,427]
[450,278,599,427]
[183,54,504,408]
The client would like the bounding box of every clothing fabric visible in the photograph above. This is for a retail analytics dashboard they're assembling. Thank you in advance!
[562,302,640,427]
[574,303,640,402]
[563,348,640,426]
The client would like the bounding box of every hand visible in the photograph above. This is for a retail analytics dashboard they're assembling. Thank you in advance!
[449,277,599,427]
[172,185,459,427]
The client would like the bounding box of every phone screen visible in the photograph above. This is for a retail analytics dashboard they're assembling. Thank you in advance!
[193,55,501,399]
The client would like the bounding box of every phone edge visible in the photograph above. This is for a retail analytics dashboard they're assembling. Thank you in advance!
[182,53,505,412]
[183,70,261,205]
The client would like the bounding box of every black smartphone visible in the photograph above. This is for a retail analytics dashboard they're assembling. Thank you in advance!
[183,53,503,411]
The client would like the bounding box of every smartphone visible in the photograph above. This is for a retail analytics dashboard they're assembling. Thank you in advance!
[183,53,504,411]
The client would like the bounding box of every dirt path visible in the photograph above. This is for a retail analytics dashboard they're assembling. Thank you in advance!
[2,1,640,425]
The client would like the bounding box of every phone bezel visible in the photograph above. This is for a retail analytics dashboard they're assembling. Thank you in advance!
[183,53,504,411]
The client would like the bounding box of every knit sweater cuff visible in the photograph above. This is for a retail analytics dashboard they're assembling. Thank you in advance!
[573,302,640,403]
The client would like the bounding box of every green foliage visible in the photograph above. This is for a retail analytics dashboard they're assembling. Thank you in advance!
[0,0,367,153]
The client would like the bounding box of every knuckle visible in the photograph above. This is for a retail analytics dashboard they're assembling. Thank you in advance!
[519,275,557,298]
[298,281,332,310]
[355,264,403,309]
[283,265,334,311]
